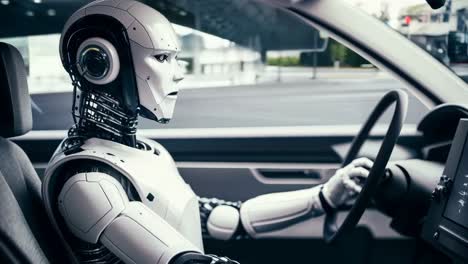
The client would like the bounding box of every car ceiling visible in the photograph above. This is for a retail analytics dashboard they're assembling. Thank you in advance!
[0,0,321,51]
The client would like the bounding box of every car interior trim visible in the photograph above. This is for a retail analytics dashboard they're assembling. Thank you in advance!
[14,124,419,140]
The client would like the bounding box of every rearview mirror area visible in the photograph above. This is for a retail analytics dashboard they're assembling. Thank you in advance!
[426,0,446,9]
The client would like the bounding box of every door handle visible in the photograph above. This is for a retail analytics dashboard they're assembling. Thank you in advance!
[251,165,339,185]
[257,169,322,180]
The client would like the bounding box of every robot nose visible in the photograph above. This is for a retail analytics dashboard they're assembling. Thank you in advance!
[173,59,186,83]
[173,74,184,83]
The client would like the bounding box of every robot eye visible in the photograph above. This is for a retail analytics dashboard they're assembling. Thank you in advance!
[154,54,169,62]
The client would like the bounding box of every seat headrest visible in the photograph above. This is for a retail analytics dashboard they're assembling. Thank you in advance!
[0,42,32,138]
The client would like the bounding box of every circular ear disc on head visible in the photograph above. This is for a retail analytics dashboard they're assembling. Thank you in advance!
[76,37,120,85]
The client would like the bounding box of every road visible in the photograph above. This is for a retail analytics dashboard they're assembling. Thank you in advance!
[30,77,429,131]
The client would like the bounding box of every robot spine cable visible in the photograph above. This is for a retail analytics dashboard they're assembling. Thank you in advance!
[67,63,138,146]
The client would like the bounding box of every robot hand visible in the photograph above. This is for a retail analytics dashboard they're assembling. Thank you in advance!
[321,157,374,209]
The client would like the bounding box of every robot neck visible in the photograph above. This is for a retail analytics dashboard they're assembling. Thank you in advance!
[72,90,138,148]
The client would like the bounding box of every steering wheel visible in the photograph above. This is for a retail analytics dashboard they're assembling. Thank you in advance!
[323,89,408,243]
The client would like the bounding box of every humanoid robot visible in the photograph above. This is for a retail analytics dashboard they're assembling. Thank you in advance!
[42,1,373,263]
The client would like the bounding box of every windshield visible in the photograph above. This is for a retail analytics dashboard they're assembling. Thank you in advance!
[348,0,468,82]
[0,0,445,131]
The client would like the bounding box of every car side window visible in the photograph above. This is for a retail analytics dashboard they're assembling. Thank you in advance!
[1,1,434,131]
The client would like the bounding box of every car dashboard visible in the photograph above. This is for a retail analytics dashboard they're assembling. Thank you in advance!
[416,104,468,262]
[421,118,468,262]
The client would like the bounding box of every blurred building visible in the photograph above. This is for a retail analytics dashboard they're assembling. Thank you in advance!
[177,33,262,87]
[178,33,260,76]
[397,0,468,64]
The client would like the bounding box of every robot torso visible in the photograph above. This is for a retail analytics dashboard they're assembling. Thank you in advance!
[42,137,203,262]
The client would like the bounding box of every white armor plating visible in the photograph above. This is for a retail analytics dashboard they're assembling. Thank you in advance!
[56,172,200,264]
[60,0,184,122]
[239,187,324,238]
[43,137,204,262]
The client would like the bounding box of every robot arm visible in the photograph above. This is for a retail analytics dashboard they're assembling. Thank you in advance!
[58,172,236,264]
[203,187,324,240]
[199,197,247,240]
[204,158,373,239]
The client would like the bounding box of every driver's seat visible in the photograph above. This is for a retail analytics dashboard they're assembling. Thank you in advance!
[0,42,65,263]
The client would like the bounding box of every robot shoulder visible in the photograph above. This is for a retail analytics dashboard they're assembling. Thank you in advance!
[137,136,172,157]
[58,172,129,243]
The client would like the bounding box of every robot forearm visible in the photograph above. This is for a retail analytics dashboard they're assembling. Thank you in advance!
[103,204,240,264]
[204,185,326,240]
[239,186,325,238]
[100,202,200,264]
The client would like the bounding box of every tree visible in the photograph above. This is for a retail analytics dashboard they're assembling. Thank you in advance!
[330,41,348,63]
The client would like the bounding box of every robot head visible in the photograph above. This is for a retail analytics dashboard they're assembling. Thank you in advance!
[60,0,184,123]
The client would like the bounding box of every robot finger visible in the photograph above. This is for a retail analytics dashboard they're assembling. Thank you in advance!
[351,157,374,170]
[348,167,370,179]
[342,175,362,193]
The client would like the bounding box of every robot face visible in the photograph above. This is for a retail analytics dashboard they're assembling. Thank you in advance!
[126,2,185,123]
[61,0,185,123]
[131,43,184,123]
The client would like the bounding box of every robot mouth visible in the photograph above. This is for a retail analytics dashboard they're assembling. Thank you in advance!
[158,118,170,124]
[168,91,178,96]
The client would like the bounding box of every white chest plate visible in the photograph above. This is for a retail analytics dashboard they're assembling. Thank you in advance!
[43,137,203,250]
